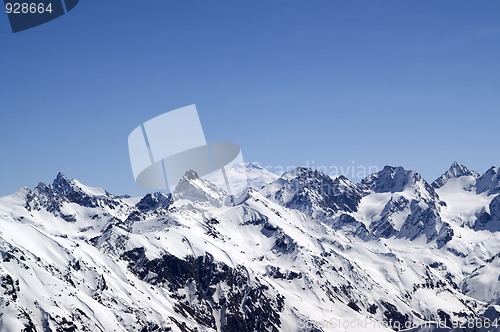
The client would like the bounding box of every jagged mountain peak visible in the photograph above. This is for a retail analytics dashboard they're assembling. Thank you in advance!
[361,166,443,205]
[260,166,362,217]
[477,166,500,195]
[34,172,109,198]
[32,172,78,200]
[244,162,265,170]
[447,161,477,177]
[332,174,356,187]
[54,171,69,183]
[273,166,349,188]
[51,171,79,195]
[26,172,121,215]
[432,162,479,189]
[182,169,201,181]
[136,192,171,212]
[173,169,226,206]
[280,166,318,179]
[279,166,354,186]
[361,165,424,193]
[359,166,449,243]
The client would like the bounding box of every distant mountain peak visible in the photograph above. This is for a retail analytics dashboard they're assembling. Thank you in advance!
[362,165,418,193]
[244,162,264,170]
[173,169,226,205]
[136,192,171,212]
[447,162,478,177]
[31,172,72,198]
[52,171,73,189]
[182,169,200,181]
[282,166,325,180]
[26,172,120,214]
[432,162,479,189]
[55,171,68,181]
[260,166,362,217]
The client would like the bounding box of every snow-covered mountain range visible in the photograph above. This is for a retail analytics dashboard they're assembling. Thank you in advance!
[1,162,499,331]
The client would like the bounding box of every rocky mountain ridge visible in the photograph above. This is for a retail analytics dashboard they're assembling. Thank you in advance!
[0,162,499,331]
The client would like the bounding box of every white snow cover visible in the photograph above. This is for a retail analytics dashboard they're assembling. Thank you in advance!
[436,176,495,227]
[0,163,499,331]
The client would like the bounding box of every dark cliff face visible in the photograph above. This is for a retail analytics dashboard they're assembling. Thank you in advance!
[362,166,415,194]
[264,167,363,218]
[475,195,500,232]
[136,192,172,212]
[122,248,284,332]
[476,167,500,195]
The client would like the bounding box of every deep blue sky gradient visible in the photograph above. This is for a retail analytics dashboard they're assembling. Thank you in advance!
[0,0,499,196]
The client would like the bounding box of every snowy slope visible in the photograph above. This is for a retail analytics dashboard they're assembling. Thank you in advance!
[1,163,500,332]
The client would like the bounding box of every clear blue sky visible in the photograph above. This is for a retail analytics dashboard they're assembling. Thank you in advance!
[1,0,499,196]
